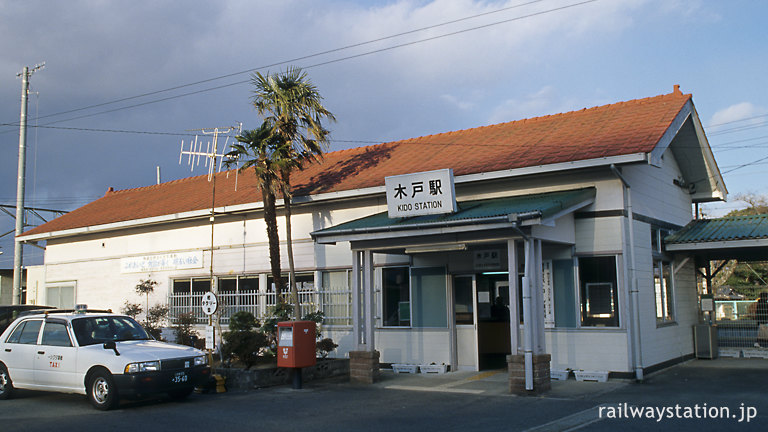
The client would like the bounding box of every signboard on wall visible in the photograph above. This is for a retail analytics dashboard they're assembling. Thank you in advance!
[120,251,204,273]
[542,260,555,328]
[385,169,457,218]
[474,250,501,270]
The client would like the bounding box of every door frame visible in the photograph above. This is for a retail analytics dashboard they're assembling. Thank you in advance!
[451,274,479,371]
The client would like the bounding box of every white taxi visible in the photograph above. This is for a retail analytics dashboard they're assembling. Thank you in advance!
[0,308,210,410]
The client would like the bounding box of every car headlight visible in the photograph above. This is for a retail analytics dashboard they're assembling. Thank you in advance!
[124,361,161,374]
[194,355,207,366]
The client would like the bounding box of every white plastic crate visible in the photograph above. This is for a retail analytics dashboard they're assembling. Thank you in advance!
[392,364,418,374]
[550,370,570,381]
[742,348,768,359]
[419,364,447,374]
[718,348,742,358]
[574,370,609,382]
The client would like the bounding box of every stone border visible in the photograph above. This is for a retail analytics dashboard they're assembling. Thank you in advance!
[215,358,350,392]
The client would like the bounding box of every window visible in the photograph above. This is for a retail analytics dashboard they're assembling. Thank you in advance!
[654,261,675,323]
[170,276,261,325]
[41,321,72,347]
[411,267,447,328]
[72,316,150,346]
[651,226,675,324]
[46,283,75,309]
[382,267,410,327]
[320,270,352,326]
[454,276,474,325]
[10,319,43,344]
[579,256,619,327]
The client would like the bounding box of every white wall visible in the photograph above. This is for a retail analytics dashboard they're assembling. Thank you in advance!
[27,150,701,372]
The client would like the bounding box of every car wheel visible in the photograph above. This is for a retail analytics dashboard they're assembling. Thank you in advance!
[87,370,119,410]
[0,364,13,400]
[168,387,193,401]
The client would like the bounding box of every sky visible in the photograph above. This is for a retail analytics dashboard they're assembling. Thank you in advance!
[1,0,768,267]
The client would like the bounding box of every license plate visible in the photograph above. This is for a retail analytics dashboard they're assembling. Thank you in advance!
[172,371,189,384]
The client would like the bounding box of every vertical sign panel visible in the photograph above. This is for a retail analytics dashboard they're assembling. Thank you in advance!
[384,169,456,218]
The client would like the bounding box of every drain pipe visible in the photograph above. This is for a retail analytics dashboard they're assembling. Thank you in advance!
[610,164,644,382]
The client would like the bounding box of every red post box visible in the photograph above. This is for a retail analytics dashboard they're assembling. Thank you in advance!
[277,321,317,369]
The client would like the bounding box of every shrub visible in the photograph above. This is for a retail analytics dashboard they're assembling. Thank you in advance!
[316,338,338,358]
[144,304,169,340]
[120,301,142,319]
[222,330,269,369]
[229,311,258,332]
[173,312,199,347]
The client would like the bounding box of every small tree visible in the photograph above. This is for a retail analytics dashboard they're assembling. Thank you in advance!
[135,278,158,322]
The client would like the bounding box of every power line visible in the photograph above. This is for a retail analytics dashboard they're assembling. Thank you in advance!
[2,0,547,127]
[9,0,549,125]
[705,113,768,129]
[0,0,597,131]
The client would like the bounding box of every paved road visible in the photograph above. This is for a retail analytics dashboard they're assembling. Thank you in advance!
[1,359,765,431]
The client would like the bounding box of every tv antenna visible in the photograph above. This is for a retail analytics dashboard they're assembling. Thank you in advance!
[179,124,241,180]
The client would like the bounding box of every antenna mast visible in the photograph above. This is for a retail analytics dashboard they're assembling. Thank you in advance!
[178,123,240,350]
[13,62,44,305]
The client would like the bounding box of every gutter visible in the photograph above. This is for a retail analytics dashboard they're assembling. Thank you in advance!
[610,164,644,382]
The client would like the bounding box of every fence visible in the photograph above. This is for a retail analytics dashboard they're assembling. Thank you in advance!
[714,300,765,354]
[168,285,351,327]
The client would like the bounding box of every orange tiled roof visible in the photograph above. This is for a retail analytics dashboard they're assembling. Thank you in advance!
[23,89,691,237]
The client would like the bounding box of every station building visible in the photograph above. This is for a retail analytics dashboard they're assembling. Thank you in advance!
[19,87,725,391]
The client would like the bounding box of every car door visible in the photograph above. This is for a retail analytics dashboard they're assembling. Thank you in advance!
[33,319,78,391]
[1,319,43,387]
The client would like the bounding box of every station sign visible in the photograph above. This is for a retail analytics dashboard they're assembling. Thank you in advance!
[385,169,457,218]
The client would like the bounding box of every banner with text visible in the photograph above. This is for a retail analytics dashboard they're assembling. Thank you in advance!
[121,251,204,274]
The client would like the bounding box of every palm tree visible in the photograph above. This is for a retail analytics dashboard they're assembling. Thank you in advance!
[225,123,288,296]
[251,66,336,319]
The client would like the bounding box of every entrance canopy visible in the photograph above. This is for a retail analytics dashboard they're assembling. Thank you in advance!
[311,187,596,246]
[665,214,768,261]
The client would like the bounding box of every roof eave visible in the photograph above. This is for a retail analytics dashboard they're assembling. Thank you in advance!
[20,153,643,242]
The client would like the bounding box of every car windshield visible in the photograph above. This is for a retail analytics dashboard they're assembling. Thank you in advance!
[72,316,151,346]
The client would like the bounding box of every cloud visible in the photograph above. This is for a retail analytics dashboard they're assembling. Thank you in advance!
[709,102,768,127]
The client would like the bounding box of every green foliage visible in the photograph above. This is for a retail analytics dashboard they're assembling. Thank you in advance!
[173,312,199,347]
[301,310,325,338]
[135,278,158,296]
[222,311,268,368]
[725,193,768,217]
[120,301,142,319]
[229,311,259,332]
[222,330,269,369]
[144,304,169,340]
[316,338,338,358]
[261,301,294,338]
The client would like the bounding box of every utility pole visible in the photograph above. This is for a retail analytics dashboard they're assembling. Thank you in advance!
[12,62,44,305]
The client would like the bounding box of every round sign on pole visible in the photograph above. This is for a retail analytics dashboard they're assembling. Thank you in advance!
[201,291,218,316]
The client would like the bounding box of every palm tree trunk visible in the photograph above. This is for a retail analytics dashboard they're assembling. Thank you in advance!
[282,178,300,320]
[262,180,284,298]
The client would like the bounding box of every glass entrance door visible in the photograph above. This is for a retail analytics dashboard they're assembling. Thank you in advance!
[453,275,478,371]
